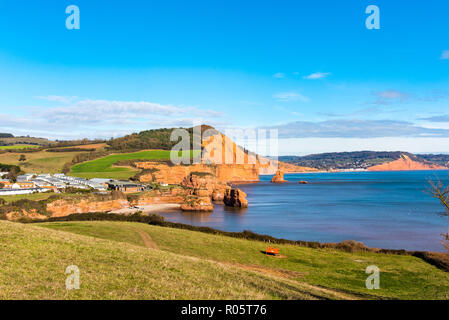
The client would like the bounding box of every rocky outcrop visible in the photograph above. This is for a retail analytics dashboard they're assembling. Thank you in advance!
[367,155,447,171]
[130,189,186,206]
[224,189,248,208]
[180,194,214,212]
[271,170,287,183]
[179,172,230,211]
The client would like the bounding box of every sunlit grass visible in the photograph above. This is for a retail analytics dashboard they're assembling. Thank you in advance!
[39,221,449,300]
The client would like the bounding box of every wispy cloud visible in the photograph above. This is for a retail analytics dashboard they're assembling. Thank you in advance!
[273,72,285,78]
[371,90,409,105]
[440,50,449,60]
[35,95,79,103]
[418,115,449,123]
[303,72,331,80]
[261,119,449,138]
[273,92,309,102]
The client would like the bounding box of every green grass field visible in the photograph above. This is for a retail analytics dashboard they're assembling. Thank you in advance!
[69,150,180,180]
[36,221,449,300]
[0,192,56,203]
[0,192,81,204]
[0,144,40,150]
[0,220,343,300]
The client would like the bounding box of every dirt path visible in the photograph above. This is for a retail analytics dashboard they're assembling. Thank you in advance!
[134,228,159,250]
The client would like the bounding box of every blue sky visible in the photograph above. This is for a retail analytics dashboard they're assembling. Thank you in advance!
[0,0,449,154]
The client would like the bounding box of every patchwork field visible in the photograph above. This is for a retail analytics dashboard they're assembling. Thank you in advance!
[0,144,40,150]
[0,149,90,174]
[69,150,177,180]
[0,137,53,146]
[35,221,449,300]
[0,144,107,175]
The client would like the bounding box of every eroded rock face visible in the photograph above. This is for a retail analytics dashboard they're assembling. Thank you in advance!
[223,188,248,208]
[6,209,47,221]
[47,199,130,217]
[271,170,287,183]
[136,162,260,184]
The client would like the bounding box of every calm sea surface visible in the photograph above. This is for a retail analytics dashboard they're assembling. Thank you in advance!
[158,171,449,252]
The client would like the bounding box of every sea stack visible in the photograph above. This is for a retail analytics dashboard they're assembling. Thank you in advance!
[271,170,287,183]
[223,188,248,208]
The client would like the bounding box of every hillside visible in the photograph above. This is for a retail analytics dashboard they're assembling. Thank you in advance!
[0,136,54,147]
[106,126,207,152]
[280,151,449,171]
[2,220,447,299]
[1,220,359,300]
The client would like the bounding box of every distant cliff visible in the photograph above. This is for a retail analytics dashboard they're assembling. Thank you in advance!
[367,155,447,171]
[280,151,449,171]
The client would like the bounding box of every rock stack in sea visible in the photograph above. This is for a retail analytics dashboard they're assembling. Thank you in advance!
[271,170,287,183]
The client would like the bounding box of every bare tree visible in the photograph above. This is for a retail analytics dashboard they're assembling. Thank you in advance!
[429,179,449,252]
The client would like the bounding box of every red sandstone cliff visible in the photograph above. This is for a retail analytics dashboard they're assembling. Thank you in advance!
[367,155,447,171]
[135,128,315,184]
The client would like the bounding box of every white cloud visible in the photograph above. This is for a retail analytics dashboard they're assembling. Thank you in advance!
[440,50,449,60]
[273,92,309,102]
[303,72,331,80]
[37,99,224,124]
[273,72,285,78]
[0,98,225,139]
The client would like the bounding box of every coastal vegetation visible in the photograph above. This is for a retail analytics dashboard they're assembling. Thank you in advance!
[105,126,209,152]
[429,179,449,252]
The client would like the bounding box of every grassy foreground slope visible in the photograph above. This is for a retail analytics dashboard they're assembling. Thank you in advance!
[0,221,340,300]
[40,221,449,300]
